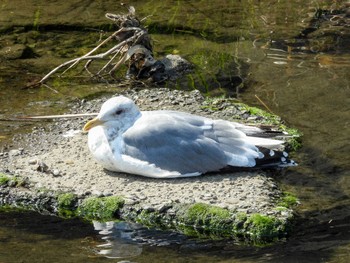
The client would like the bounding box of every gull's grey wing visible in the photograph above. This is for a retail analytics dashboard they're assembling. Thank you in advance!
[122,111,261,174]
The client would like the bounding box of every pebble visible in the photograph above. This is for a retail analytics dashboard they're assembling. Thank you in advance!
[9,149,21,156]
[36,161,49,172]
[52,169,60,177]
[124,199,139,205]
[92,190,103,197]
[103,190,113,196]
[28,159,38,165]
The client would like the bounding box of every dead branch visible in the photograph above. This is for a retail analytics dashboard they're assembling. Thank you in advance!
[39,5,160,84]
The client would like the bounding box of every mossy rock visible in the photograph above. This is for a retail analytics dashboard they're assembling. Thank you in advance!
[244,214,286,244]
[0,173,26,187]
[133,203,291,243]
[78,196,124,221]
[57,193,78,218]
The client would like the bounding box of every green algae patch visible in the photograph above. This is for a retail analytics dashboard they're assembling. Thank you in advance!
[0,173,10,186]
[280,126,302,152]
[244,214,285,244]
[179,203,233,238]
[136,209,165,228]
[0,173,26,187]
[78,196,124,221]
[129,203,291,244]
[57,193,78,218]
[184,203,231,226]
[277,192,299,208]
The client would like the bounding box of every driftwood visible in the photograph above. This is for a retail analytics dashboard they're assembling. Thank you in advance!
[39,6,166,85]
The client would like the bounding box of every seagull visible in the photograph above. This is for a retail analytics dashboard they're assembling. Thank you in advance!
[83,96,296,178]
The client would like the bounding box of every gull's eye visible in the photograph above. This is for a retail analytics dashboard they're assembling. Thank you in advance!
[115,109,124,115]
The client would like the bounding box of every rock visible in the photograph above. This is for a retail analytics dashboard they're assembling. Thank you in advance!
[0,44,35,59]
[103,190,113,196]
[28,159,38,165]
[91,190,103,197]
[52,169,60,177]
[9,149,22,157]
[36,161,49,172]
[0,87,298,243]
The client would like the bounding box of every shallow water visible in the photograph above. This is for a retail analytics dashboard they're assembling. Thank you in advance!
[1,0,349,262]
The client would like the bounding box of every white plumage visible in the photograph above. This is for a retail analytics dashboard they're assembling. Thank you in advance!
[83,96,296,178]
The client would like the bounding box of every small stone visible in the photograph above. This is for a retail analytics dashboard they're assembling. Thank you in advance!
[9,149,21,156]
[103,190,113,196]
[92,190,103,197]
[36,161,49,172]
[28,159,38,165]
[156,204,172,213]
[8,180,17,187]
[124,199,138,205]
[138,195,147,200]
[52,169,60,177]
[142,205,155,212]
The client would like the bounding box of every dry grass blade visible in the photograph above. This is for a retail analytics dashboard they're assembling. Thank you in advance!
[254,94,275,115]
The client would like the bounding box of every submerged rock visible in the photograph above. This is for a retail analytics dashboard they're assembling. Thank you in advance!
[0,44,36,60]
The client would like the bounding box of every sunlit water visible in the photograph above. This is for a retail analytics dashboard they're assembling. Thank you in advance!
[1,0,349,262]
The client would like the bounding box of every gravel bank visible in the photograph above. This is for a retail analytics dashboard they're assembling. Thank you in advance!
[0,88,297,242]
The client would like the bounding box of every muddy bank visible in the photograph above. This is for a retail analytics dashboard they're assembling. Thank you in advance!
[0,88,299,243]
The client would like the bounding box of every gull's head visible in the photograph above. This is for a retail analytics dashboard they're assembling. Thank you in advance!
[83,96,141,132]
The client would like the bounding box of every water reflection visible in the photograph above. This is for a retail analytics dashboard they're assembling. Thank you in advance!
[92,220,192,259]
[93,221,143,259]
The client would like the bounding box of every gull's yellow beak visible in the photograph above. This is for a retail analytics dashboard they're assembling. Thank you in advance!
[83,117,104,132]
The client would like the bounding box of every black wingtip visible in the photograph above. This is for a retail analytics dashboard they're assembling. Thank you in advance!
[255,148,297,168]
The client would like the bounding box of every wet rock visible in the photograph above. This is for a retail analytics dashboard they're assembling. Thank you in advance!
[0,44,35,60]
[161,54,193,80]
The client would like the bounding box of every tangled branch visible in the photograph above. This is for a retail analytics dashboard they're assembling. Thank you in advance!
[39,6,164,84]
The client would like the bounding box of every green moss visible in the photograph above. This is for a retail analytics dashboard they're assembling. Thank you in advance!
[185,203,231,223]
[136,210,164,227]
[232,212,248,235]
[238,103,281,124]
[279,125,303,151]
[277,192,299,208]
[78,196,124,221]
[57,193,78,218]
[179,203,232,237]
[0,173,26,187]
[244,214,284,243]
[0,173,10,186]
[0,205,29,213]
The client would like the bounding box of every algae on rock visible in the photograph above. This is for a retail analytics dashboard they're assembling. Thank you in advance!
[78,196,125,221]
